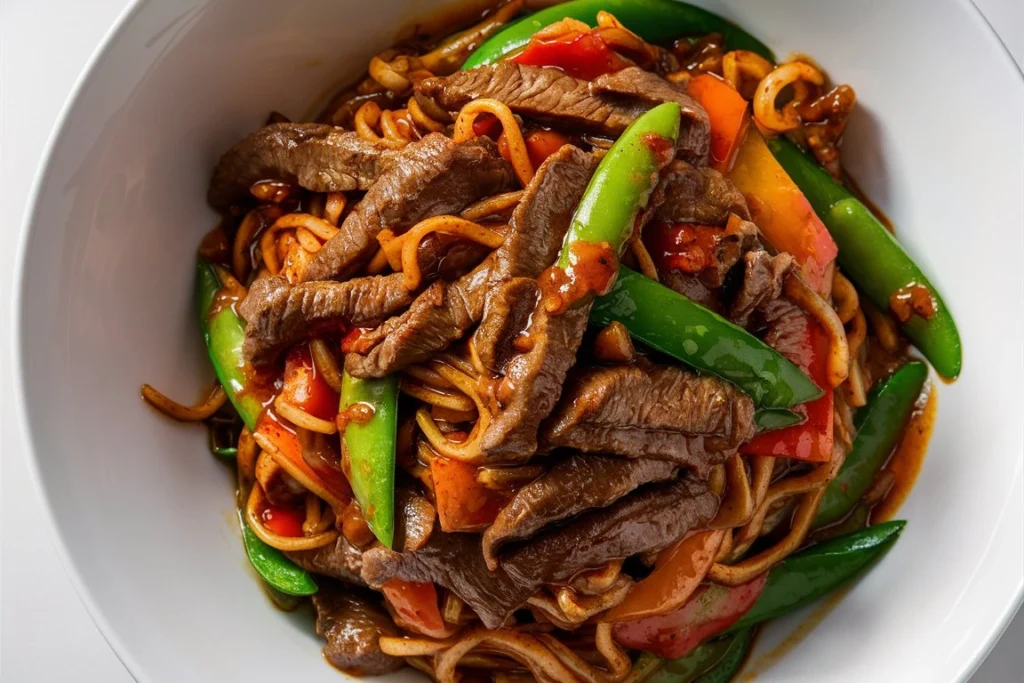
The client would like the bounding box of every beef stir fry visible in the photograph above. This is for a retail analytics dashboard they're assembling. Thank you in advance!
[142,1,960,681]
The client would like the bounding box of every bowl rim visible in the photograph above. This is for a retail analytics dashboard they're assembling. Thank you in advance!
[11,1,1023,681]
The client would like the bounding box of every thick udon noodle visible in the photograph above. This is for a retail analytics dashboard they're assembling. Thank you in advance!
[142,7,880,680]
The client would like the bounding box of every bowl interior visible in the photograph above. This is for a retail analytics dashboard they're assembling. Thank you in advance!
[16,0,1023,681]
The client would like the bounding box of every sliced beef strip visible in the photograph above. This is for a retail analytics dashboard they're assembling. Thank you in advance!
[312,583,403,677]
[729,249,795,327]
[343,259,492,378]
[286,537,366,586]
[472,284,592,463]
[416,63,710,164]
[303,133,515,282]
[361,530,534,629]
[344,144,595,379]
[208,124,396,209]
[239,272,415,367]
[482,454,678,570]
[542,361,756,475]
[501,477,719,587]
[394,486,436,553]
[474,144,598,371]
[651,160,751,227]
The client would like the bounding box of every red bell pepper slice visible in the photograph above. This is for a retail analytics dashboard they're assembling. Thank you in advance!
[525,129,572,168]
[431,457,509,532]
[744,311,833,462]
[728,129,837,293]
[686,74,749,173]
[261,505,305,538]
[511,31,629,81]
[605,530,726,622]
[382,579,449,638]
[254,411,353,509]
[612,573,768,659]
[280,344,339,421]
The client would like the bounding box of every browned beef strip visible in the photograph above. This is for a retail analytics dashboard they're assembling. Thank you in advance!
[312,583,403,676]
[286,537,366,586]
[473,284,592,463]
[208,124,396,209]
[393,486,436,553]
[303,133,515,282]
[729,249,795,326]
[344,144,595,379]
[542,362,756,475]
[416,64,710,164]
[239,273,414,366]
[361,531,534,629]
[500,477,718,587]
[343,261,491,377]
[417,233,492,282]
[651,160,750,227]
[482,454,678,570]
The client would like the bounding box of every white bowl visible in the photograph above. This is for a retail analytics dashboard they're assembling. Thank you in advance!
[14,0,1023,681]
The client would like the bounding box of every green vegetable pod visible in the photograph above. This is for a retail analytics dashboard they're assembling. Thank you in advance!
[341,371,399,549]
[195,259,263,430]
[239,513,318,597]
[814,361,928,527]
[592,267,822,408]
[729,520,906,632]
[463,0,775,70]
[767,137,962,380]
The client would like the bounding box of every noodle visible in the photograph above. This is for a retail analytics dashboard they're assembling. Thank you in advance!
[252,430,349,511]
[785,274,849,388]
[753,61,825,133]
[309,339,344,394]
[453,99,535,186]
[274,394,338,434]
[401,378,477,412]
[722,50,773,99]
[246,471,338,551]
[355,100,408,149]
[407,96,446,133]
[232,210,264,282]
[400,215,505,290]
[460,190,525,221]
[141,382,226,422]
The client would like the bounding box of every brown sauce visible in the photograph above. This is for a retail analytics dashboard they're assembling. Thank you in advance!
[888,282,936,323]
[336,402,376,432]
[872,384,937,523]
[538,240,619,315]
[249,179,295,204]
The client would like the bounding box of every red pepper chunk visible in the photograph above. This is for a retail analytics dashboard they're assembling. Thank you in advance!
[261,505,305,538]
[382,579,448,638]
[686,74,750,173]
[431,457,508,532]
[744,312,833,462]
[613,573,767,659]
[281,345,339,421]
[512,32,629,81]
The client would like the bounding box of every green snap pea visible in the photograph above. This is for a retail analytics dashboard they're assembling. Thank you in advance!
[591,267,822,408]
[635,634,736,682]
[814,362,928,527]
[341,371,399,549]
[558,101,680,267]
[195,259,263,430]
[239,513,318,597]
[728,520,906,632]
[692,629,753,683]
[463,0,775,70]
[767,137,962,379]
[754,408,804,433]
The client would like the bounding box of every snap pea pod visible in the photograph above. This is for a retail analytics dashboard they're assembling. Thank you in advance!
[340,371,398,549]
[814,361,927,527]
[728,520,905,632]
[239,513,318,596]
[754,408,804,433]
[767,137,962,380]
[462,0,775,70]
[197,259,318,594]
[692,629,753,683]
[634,634,736,682]
[195,259,262,430]
[591,267,822,408]
[558,101,680,267]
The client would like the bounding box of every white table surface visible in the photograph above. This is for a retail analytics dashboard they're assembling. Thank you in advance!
[1,1,1021,681]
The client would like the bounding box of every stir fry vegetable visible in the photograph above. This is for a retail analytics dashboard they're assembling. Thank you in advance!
[814,362,928,527]
[728,131,838,294]
[615,521,905,658]
[753,408,804,433]
[195,259,263,430]
[239,513,318,596]
[340,372,399,549]
[558,101,680,269]
[432,457,508,532]
[686,74,750,172]
[463,0,775,69]
[592,267,822,408]
[689,629,754,683]
[767,137,962,379]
